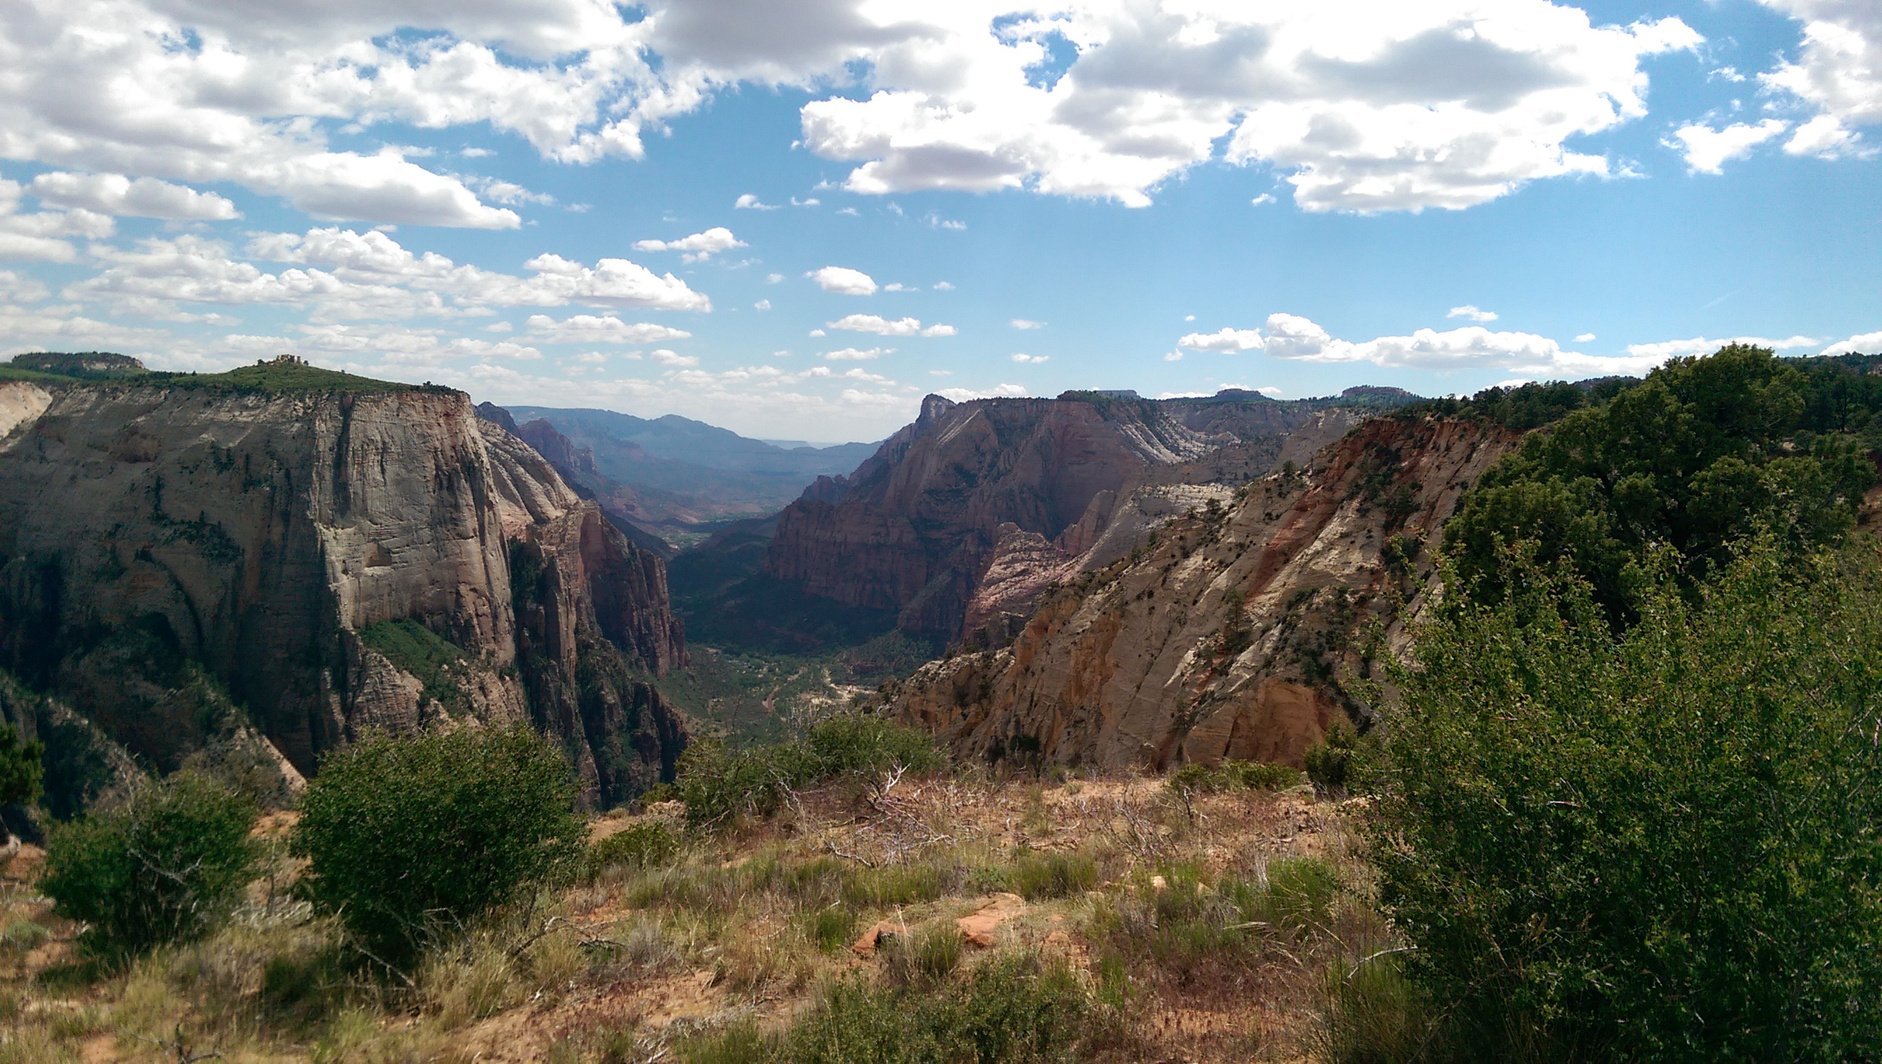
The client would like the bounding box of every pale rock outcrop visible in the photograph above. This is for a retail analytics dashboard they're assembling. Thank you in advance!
[0,379,684,804]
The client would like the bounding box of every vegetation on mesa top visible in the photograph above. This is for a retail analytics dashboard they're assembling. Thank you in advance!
[4,351,441,397]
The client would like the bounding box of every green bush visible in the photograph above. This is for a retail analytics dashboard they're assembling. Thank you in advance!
[679,953,1097,1063]
[583,821,680,879]
[1001,849,1100,900]
[0,721,42,839]
[676,715,941,829]
[1374,543,1882,1058]
[1167,759,1303,795]
[39,772,257,960]
[292,725,584,967]
[1304,717,1358,796]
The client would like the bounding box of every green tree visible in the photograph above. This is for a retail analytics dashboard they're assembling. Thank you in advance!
[291,725,584,967]
[39,772,258,960]
[0,721,43,838]
[1371,542,1882,1058]
[1444,345,1878,623]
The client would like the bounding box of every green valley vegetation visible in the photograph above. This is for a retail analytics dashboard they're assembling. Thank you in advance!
[3,350,436,396]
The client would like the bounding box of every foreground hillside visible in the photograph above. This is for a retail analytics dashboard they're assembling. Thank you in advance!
[0,359,685,806]
[1,758,1371,1063]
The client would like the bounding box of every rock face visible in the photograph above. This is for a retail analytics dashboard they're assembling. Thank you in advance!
[764,391,1382,640]
[0,379,685,805]
[890,416,1519,770]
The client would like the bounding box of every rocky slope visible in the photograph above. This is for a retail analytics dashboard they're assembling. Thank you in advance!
[889,415,1519,770]
[762,390,1396,641]
[0,375,685,805]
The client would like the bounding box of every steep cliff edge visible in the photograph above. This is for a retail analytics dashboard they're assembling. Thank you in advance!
[889,416,1519,770]
[0,376,685,805]
[761,392,1387,641]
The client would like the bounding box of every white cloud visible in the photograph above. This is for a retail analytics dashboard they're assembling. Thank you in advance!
[1666,119,1790,173]
[1250,193,1276,207]
[1624,334,1817,360]
[649,349,699,367]
[1010,318,1045,330]
[1178,327,1265,353]
[75,227,712,320]
[1575,332,1598,342]
[1447,304,1499,323]
[754,298,772,311]
[1821,329,1882,356]
[823,346,890,361]
[793,4,1701,213]
[734,193,778,210]
[932,281,954,291]
[826,313,956,337]
[523,313,692,345]
[1011,353,1049,363]
[30,172,239,220]
[632,226,747,262]
[807,265,878,295]
[1758,0,1882,156]
[1163,350,1183,362]
[937,383,1029,402]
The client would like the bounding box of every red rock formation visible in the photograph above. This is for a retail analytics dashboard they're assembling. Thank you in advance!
[764,392,1369,639]
[891,416,1520,770]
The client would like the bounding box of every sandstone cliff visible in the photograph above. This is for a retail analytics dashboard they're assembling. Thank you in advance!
[890,416,1519,770]
[0,376,685,805]
[763,391,1384,640]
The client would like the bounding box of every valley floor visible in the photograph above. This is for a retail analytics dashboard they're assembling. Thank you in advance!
[1,772,1381,1063]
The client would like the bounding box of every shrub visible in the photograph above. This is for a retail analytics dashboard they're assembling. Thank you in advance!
[292,725,584,967]
[39,771,257,960]
[0,721,42,840]
[679,953,1097,1063]
[583,821,680,879]
[1304,717,1358,796]
[676,715,941,829]
[1167,759,1303,795]
[1374,543,1882,1058]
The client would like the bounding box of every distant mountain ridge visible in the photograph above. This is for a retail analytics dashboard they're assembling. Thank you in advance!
[678,387,1422,651]
[499,406,878,548]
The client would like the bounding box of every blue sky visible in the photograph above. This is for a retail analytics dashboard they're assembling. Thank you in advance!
[0,0,1877,442]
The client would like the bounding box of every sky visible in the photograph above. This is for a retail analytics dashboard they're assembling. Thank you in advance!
[0,0,1878,443]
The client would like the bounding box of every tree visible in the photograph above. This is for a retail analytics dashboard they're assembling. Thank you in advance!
[291,725,584,967]
[1444,345,1878,624]
[0,722,43,839]
[1371,542,1882,1058]
[40,772,258,959]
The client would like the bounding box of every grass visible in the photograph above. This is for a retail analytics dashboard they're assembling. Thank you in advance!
[1,765,1390,1063]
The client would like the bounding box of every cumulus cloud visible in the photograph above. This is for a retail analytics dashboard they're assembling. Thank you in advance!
[1666,119,1790,173]
[793,3,1701,212]
[523,313,693,345]
[1447,305,1499,322]
[1757,0,1882,157]
[631,226,746,262]
[807,265,878,295]
[1623,334,1817,359]
[1821,329,1882,356]
[734,193,778,210]
[826,313,956,337]
[76,227,712,320]
[822,346,890,360]
[1180,312,1691,378]
[1178,327,1265,353]
[649,349,699,367]
[30,172,239,220]
[1010,318,1045,330]
[937,383,1029,401]
[1011,353,1049,363]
